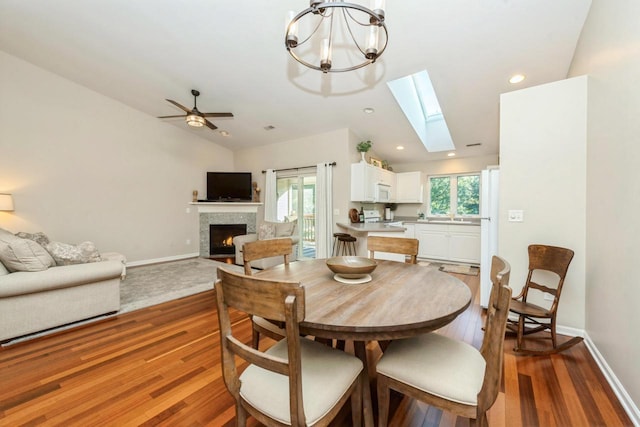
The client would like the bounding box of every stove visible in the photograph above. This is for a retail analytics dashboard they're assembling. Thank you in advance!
[363,209,381,223]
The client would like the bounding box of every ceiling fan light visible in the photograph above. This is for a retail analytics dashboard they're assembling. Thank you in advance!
[186,114,205,127]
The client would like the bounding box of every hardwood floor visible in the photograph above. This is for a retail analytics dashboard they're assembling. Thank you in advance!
[0,272,632,426]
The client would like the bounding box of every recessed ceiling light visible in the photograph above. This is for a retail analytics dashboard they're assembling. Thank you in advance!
[509,74,525,84]
[219,130,230,137]
[447,152,456,157]
[363,107,375,114]
[396,145,404,150]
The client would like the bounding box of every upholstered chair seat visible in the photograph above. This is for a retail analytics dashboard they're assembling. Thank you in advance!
[376,333,486,406]
[240,338,363,425]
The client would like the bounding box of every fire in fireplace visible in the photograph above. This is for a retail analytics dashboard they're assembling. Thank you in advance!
[209,224,247,256]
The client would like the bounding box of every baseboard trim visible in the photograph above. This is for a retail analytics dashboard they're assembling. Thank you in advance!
[126,253,200,268]
[583,332,640,426]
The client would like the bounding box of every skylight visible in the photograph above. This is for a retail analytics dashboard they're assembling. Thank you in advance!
[387,70,455,152]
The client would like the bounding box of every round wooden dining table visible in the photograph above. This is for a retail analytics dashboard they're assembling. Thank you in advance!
[257,258,472,426]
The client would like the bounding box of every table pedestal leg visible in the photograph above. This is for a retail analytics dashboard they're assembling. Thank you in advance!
[354,341,374,427]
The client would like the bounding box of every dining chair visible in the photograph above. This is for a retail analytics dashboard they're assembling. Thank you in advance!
[507,244,581,355]
[367,235,419,264]
[242,238,292,349]
[215,267,364,427]
[376,255,512,427]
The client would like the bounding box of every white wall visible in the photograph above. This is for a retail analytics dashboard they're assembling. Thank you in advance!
[499,76,588,329]
[234,128,357,227]
[0,51,234,263]
[569,0,640,411]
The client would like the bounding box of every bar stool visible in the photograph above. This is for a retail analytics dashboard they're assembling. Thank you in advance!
[335,234,357,256]
[332,232,351,256]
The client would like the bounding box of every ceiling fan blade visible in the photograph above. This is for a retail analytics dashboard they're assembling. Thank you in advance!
[202,112,234,118]
[157,114,186,119]
[204,119,218,130]
[166,99,192,113]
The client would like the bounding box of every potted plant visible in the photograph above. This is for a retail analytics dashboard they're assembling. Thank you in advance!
[356,140,372,162]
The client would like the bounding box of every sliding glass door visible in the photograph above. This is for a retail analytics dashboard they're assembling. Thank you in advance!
[276,174,316,259]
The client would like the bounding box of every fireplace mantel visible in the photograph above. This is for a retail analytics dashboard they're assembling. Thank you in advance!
[191,202,262,214]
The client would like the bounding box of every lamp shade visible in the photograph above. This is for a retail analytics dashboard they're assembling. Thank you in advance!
[0,194,14,211]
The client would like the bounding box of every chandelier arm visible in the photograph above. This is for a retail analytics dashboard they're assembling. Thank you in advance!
[342,7,368,56]
[343,7,376,27]
[296,13,325,46]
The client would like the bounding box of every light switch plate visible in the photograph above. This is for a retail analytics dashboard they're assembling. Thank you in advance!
[508,210,524,222]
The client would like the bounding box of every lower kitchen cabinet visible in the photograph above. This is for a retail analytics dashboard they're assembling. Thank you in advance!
[415,223,480,264]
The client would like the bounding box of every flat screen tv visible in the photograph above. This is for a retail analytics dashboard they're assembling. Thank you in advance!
[206,172,252,201]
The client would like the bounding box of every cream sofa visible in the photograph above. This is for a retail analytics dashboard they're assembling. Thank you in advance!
[0,228,125,342]
[233,220,299,270]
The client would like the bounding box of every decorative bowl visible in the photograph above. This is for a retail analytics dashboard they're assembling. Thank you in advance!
[326,256,377,279]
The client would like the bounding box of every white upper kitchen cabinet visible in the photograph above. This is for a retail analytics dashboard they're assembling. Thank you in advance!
[351,163,396,202]
[395,171,424,203]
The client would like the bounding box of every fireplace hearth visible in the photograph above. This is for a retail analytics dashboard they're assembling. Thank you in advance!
[209,224,247,257]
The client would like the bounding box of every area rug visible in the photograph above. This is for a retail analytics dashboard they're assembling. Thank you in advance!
[120,257,243,313]
[418,261,479,276]
[438,263,480,276]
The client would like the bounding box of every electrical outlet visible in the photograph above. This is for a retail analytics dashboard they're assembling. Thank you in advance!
[186,207,191,214]
[186,239,191,245]
[334,208,340,215]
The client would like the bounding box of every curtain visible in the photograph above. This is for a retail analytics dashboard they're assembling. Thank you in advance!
[315,162,333,259]
[264,169,277,221]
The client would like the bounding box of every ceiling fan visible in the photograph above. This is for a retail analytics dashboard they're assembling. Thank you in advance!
[158,89,233,130]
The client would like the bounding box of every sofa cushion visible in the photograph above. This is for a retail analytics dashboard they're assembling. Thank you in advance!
[0,260,9,276]
[275,219,297,237]
[46,241,102,266]
[15,231,50,247]
[0,229,56,272]
[258,223,276,240]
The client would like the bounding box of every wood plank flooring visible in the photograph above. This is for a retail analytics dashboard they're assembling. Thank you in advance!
[0,272,632,426]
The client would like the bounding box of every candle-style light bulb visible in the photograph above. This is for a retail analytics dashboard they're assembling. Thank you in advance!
[320,38,332,72]
[365,25,379,60]
[286,10,299,48]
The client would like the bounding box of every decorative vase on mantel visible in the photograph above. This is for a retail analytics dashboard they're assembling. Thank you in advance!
[360,151,366,163]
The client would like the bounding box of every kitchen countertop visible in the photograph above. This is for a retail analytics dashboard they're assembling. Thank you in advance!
[336,222,406,232]
[403,219,480,226]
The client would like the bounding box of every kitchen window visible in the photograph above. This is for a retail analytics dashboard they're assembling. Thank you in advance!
[428,173,480,217]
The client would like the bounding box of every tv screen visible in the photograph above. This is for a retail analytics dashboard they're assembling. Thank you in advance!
[206,172,252,201]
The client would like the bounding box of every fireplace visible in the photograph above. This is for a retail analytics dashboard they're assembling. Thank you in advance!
[195,202,259,258]
[209,224,247,257]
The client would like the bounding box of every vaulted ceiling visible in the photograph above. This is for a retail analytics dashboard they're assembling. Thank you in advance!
[0,0,592,164]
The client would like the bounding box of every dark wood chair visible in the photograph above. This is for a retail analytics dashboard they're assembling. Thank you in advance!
[507,244,581,355]
[376,256,512,427]
[215,267,364,427]
[367,235,419,264]
[242,238,293,349]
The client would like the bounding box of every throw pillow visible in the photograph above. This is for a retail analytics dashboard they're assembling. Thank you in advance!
[46,241,102,266]
[0,232,56,272]
[15,231,50,247]
[275,219,297,237]
[257,223,276,240]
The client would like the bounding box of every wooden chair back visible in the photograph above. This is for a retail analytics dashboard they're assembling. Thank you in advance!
[520,244,574,311]
[478,256,512,415]
[214,267,307,424]
[367,235,419,264]
[242,238,292,275]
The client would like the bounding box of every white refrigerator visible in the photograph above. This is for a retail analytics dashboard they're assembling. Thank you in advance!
[480,167,499,308]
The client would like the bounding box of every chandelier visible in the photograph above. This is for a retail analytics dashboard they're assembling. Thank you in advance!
[285,1,388,73]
